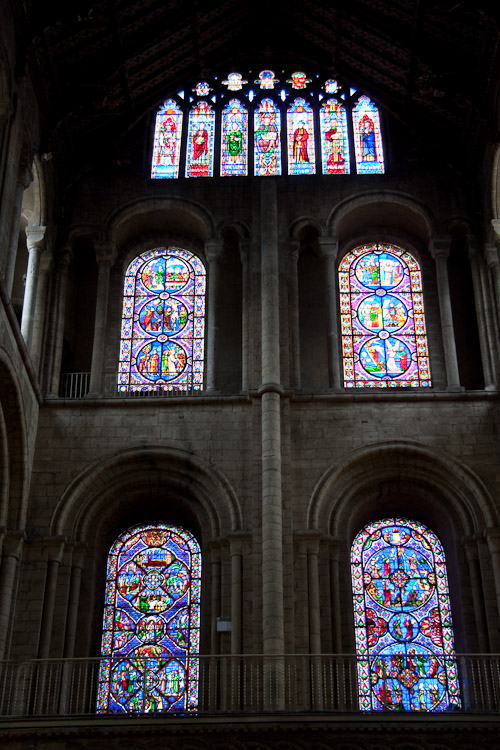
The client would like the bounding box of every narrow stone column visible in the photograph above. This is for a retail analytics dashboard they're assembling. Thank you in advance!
[210,541,221,654]
[63,545,85,658]
[430,237,462,391]
[485,528,500,627]
[37,537,65,659]
[0,532,24,659]
[21,225,46,348]
[229,534,249,655]
[239,240,250,392]
[87,242,117,397]
[30,250,53,376]
[288,239,301,390]
[48,247,72,397]
[328,537,342,653]
[463,536,489,651]
[467,239,496,389]
[205,239,224,392]
[486,224,500,335]
[306,535,321,654]
[4,166,32,296]
[318,237,342,391]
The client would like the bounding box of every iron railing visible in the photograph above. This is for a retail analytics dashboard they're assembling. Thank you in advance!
[0,654,499,718]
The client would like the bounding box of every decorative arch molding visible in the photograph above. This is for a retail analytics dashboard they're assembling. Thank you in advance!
[307,439,497,538]
[216,219,251,242]
[289,216,325,240]
[51,445,243,542]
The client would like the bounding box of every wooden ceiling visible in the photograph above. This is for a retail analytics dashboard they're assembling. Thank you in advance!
[13,0,500,176]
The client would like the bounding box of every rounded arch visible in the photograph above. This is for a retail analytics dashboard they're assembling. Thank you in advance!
[307,439,497,540]
[289,216,325,241]
[51,445,243,544]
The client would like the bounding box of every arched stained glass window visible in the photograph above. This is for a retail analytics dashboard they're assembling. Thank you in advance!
[339,243,431,388]
[287,98,315,175]
[118,247,206,393]
[97,523,201,713]
[221,99,248,176]
[320,99,350,174]
[254,98,281,176]
[351,518,460,712]
[352,95,385,174]
[186,101,215,177]
[151,100,183,179]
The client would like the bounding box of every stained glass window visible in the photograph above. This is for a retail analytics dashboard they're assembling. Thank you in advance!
[185,101,215,177]
[221,99,248,177]
[351,518,460,712]
[320,99,350,174]
[118,247,206,393]
[339,243,431,388]
[151,100,183,179]
[97,523,201,714]
[254,98,281,176]
[352,95,385,174]
[287,98,316,176]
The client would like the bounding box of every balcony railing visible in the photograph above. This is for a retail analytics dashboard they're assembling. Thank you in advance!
[0,655,499,718]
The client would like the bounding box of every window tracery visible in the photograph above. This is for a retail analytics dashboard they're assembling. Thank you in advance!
[351,518,460,712]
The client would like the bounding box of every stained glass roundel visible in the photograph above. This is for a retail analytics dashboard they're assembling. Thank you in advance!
[351,518,460,712]
[97,523,201,714]
[339,243,431,388]
[118,247,206,393]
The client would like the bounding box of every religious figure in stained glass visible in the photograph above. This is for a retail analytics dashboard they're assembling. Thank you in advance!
[352,95,385,174]
[186,101,215,177]
[339,243,431,388]
[351,518,460,712]
[118,247,206,392]
[221,99,248,177]
[151,100,183,179]
[97,523,201,713]
[254,99,281,176]
[287,98,315,176]
[320,99,350,174]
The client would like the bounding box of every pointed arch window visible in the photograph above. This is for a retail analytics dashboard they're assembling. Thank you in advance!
[287,98,315,175]
[320,99,350,174]
[254,98,281,176]
[151,100,183,179]
[339,243,431,388]
[97,523,201,714]
[186,101,215,177]
[118,247,206,393]
[352,95,385,174]
[221,99,248,176]
[351,518,460,712]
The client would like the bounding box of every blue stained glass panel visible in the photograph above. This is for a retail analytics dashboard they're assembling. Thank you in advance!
[320,99,350,174]
[254,99,281,176]
[352,95,385,174]
[221,99,248,176]
[186,101,215,177]
[287,98,315,175]
[151,100,183,179]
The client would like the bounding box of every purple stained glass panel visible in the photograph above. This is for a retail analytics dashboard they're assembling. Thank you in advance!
[351,518,460,712]
[118,247,206,392]
[97,523,201,714]
[339,243,431,388]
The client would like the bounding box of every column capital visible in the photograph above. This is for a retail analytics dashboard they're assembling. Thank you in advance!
[0,97,13,126]
[466,234,480,259]
[462,535,479,561]
[238,238,251,264]
[2,531,26,559]
[94,241,117,266]
[485,527,500,555]
[491,218,500,244]
[294,530,322,555]
[39,251,53,273]
[429,236,450,260]
[25,225,46,252]
[228,532,252,556]
[288,238,300,259]
[42,535,66,563]
[318,236,339,260]
[205,238,224,263]
[485,242,500,269]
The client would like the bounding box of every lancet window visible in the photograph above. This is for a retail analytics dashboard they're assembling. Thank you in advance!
[339,243,431,388]
[118,247,206,393]
[351,518,460,712]
[97,523,201,714]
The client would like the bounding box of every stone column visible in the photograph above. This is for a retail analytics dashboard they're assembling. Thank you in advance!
[210,541,221,654]
[63,545,85,658]
[486,223,500,335]
[0,531,24,659]
[288,239,301,390]
[30,250,53,376]
[229,534,250,655]
[87,242,116,397]
[4,167,33,295]
[467,239,496,389]
[485,528,500,627]
[239,240,250,392]
[48,247,72,397]
[205,239,224,392]
[20,225,46,348]
[463,536,489,652]
[318,237,342,391]
[430,236,462,391]
[37,537,65,659]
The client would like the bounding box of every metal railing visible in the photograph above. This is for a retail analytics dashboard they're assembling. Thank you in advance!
[0,655,499,718]
[59,372,91,399]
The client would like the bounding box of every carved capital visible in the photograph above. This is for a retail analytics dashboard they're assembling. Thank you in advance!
[485,527,500,556]
[429,236,450,260]
[318,236,339,260]
[95,241,117,266]
[42,535,66,563]
[288,238,300,261]
[205,239,224,264]
[491,218,500,244]
[25,225,46,252]
[485,242,500,269]
[228,532,252,557]
[2,531,26,559]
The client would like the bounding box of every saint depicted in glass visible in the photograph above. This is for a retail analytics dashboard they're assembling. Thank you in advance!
[352,95,385,174]
[339,243,431,388]
[254,99,281,176]
[151,100,183,179]
[97,523,201,714]
[118,247,206,392]
[320,99,350,174]
[185,101,215,177]
[351,518,460,712]
[287,98,315,176]
[221,99,248,176]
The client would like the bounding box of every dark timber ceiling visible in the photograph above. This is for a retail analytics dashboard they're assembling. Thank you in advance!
[12,0,500,177]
